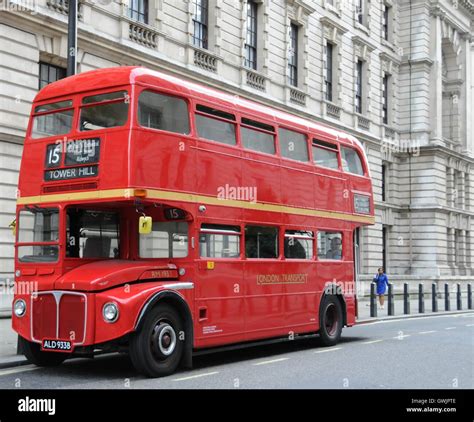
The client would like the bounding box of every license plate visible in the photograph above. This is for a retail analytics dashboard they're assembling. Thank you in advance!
[41,339,74,353]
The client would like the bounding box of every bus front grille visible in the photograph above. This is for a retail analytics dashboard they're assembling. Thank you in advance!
[31,291,87,344]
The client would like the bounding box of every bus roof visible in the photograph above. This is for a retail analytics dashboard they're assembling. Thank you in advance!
[35,66,367,164]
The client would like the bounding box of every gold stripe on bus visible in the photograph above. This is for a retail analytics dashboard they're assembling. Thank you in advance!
[17,188,375,224]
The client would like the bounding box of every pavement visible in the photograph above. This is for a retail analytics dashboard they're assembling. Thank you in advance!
[0,311,472,389]
[0,295,472,370]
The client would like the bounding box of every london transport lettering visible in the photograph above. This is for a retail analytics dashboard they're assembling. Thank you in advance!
[257,274,309,285]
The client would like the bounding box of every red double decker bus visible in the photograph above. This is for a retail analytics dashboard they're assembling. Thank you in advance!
[12,66,374,377]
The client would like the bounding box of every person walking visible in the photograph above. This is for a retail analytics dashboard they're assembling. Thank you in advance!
[373,267,389,310]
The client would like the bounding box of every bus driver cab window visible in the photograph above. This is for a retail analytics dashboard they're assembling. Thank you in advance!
[66,209,120,259]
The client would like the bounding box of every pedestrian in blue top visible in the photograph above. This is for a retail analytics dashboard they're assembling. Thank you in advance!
[373,267,389,310]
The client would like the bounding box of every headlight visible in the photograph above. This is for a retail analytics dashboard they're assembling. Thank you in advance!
[14,299,26,317]
[15,270,21,278]
[102,302,119,323]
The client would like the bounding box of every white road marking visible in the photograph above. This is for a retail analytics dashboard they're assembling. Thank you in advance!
[393,334,411,339]
[172,371,219,382]
[418,331,436,334]
[366,312,474,325]
[0,365,39,377]
[465,324,474,327]
[361,339,383,345]
[445,327,456,330]
[314,347,342,354]
[253,357,289,366]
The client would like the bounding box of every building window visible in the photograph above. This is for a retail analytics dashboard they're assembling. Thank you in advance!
[288,23,298,86]
[39,62,66,90]
[192,0,208,49]
[356,0,365,24]
[355,60,363,113]
[324,43,334,102]
[382,73,389,124]
[382,226,388,271]
[244,0,258,70]
[129,0,148,24]
[381,163,387,202]
[382,3,391,41]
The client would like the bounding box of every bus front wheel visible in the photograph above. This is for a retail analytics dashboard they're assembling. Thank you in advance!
[318,295,343,347]
[20,337,68,367]
[129,304,184,378]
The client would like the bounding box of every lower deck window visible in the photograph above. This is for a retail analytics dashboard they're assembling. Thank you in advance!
[318,231,342,260]
[245,225,278,259]
[140,221,188,258]
[284,230,314,259]
[199,224,240,258]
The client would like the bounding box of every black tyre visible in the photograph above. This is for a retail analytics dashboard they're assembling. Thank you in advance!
[318,295,343,347]
[129,304,184,378]
[20,337,68,367]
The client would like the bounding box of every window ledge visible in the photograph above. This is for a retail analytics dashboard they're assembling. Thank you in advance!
[192,47,220,73]
[243,68,268,92]
[354,22,370,36]
[323,100,342,120]
[287,86,307,106]
[355,113,370,130]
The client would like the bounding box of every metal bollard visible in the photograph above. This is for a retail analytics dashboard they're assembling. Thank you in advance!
[387,283,395,316]
[418,283,425,314]
[457,283,462,310]
[432,283,438,312]
[404,283,410,315]
[468,284,472,310]
[370,282,377,318]
[445,283,450,311]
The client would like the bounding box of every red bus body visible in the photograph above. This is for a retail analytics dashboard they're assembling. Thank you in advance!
[12,67,374,375]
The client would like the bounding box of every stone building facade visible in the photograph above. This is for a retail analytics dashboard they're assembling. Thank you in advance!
[0,0,473,292]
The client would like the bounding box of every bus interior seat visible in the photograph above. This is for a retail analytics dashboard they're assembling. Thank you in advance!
[83,237,111,258]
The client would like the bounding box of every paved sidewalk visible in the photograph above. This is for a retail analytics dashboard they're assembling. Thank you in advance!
[0,301,472,370]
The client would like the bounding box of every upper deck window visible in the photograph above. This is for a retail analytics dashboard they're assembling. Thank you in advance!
[138,90,190,134]
[79,91,129,131]
[31,100,73,139]
[241,118,275,155]
[341,146,364,175]
[312,139,339,170]
[195,105,236,146]
[279,128,309,162]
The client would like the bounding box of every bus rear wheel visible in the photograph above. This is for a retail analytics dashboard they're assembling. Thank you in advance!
[129,304,184,378]
[318,296,343,347]
[20,337,68,367]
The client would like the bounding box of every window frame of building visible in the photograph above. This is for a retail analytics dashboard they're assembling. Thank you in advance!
[325,42,334,102]
[356,0,367,26]
[288,23,299,87]
[382,3,391,42]
[244,0,258,70]
[382,73,390,124]
[355,59,364,114]
[381,162,387,202]
[39,62,66,90]
[192,0,209,49]
[382,226,388,271]
[128,0,149,24]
